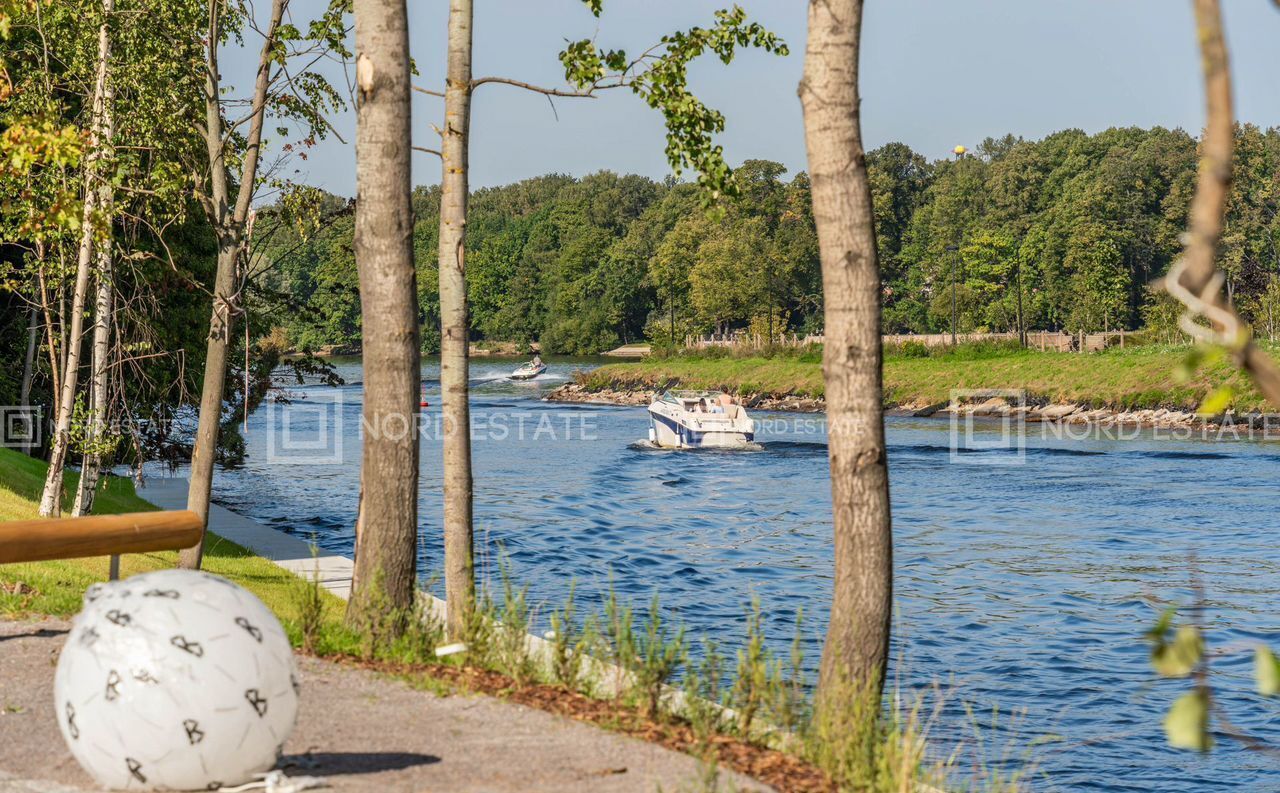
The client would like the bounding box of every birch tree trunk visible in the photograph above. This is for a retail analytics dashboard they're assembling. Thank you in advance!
[180,0,286,568]
[438,0,475,639]
[19,305,37,455]
[72,58,116,517]
[39,0,114,517]
[799,0,893,704]
[345,0,419,628]
[72,228,115,516]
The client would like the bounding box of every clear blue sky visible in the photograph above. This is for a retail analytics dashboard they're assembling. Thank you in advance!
[253,0,1280,197]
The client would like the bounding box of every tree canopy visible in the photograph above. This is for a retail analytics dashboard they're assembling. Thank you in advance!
[257,125,1280,354]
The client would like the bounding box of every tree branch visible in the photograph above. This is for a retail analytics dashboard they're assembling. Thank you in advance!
[470,75,627,96]
[1163,0,1280,407]
[413,145,442,158]
[413,84,444,97]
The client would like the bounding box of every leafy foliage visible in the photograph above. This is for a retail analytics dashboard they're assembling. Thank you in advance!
[560,3,788,200]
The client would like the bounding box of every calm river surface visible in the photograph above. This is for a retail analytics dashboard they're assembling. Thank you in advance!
[186,357,1279,791]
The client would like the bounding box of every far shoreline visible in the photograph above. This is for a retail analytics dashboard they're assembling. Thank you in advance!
[544,345,1280,435]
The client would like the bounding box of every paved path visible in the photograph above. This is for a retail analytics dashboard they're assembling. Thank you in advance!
[0,619,765,792]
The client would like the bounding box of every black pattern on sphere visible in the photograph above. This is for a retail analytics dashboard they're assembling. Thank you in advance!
[105,610,131,627]
[244,688,268,717]
[105,670,121,701]
[126,758,146,783]
[235,617,263,643]
[170,635,204,657]
[183,719,205,745]
[65,701,79,739]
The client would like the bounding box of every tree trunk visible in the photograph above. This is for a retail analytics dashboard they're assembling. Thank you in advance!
[345,0,419,629]
[799,0,893,704]
[37,265,60,421]
[19,305,38,455]
[180,0,287,568]
[438,0,475,640]
[72,56,116,517]
[39,0,114,517]
[72,222,115,516]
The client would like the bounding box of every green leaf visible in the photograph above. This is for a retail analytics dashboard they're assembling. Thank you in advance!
[1197,385,1233,417]
[1255,646,1280,696]
[1145,606,1176,642]
[1151,625,1202,678]
[1163,689,1212,752]
[1173,347,1202,383]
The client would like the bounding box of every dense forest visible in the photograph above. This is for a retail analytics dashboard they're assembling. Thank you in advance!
[260,125,1280,355]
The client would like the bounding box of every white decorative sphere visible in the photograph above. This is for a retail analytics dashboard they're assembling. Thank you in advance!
[54,569,299,790]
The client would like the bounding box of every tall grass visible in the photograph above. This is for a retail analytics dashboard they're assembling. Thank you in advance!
[285,557,1034,793]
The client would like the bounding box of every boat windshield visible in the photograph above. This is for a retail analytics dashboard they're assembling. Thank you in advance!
[661,390,732,413]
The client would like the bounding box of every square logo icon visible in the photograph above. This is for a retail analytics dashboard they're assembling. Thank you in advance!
[1,406,41,449]
[264,390,345,465]
[949,388,1027,466]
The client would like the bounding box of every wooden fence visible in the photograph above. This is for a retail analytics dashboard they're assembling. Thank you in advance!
[686,329,1132,353]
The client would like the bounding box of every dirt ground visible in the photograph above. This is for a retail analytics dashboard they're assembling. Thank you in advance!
[0,618,768,792]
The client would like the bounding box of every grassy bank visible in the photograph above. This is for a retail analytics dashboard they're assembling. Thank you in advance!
[0,447,344,623]
[576,342,1275,412]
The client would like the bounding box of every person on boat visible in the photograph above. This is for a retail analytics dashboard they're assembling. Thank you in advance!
[531,353,543,368]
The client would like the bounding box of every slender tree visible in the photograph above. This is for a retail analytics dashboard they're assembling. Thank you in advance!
[71,226,115,516]
[345,0,420,628]
[799,0,894,703]
[38,0,114,517]
[181,0,346,567]
[19,305,38,455]
[72,49,117,517]
[429,0,787,639]
[438,0,476,639]
[178,0,285,567]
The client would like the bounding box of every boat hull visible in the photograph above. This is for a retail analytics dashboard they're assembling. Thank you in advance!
[648,409,754,449]
[509,364,547,381]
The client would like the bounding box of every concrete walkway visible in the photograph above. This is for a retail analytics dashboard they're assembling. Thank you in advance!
[0,620,765,792]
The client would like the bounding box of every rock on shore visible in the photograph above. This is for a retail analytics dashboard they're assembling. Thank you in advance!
[544,383,825,412]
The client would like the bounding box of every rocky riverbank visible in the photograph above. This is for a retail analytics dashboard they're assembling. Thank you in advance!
[545,382,826,413]
[546,382,1231,430]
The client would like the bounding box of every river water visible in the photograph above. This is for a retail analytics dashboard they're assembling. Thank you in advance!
[193,357,1279,791]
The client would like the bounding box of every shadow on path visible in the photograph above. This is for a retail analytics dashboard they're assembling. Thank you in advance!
[281,752,441,777]
[0,627,68,643]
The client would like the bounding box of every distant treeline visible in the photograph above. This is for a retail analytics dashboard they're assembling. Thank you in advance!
[260,125,1280,355]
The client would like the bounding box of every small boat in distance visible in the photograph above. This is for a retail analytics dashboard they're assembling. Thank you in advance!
[647,390,756,449]
[509,360,547,381]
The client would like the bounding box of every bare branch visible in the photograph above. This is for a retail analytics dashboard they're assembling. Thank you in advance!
[413,84,445,98]
[1163,0,1280,407]
[469,75,606,97]
[413,146,443,158]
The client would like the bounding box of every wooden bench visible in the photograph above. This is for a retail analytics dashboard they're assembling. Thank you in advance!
[0,511,203,564]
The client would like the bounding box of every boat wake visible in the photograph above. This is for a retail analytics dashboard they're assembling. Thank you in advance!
[629,439,764,452]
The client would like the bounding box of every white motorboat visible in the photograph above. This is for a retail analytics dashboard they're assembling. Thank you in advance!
[647,390,756,449]
[509,361,547,380]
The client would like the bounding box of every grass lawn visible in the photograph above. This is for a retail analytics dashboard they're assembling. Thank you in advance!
[579,343,1275,412]
[0,447,345,626]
